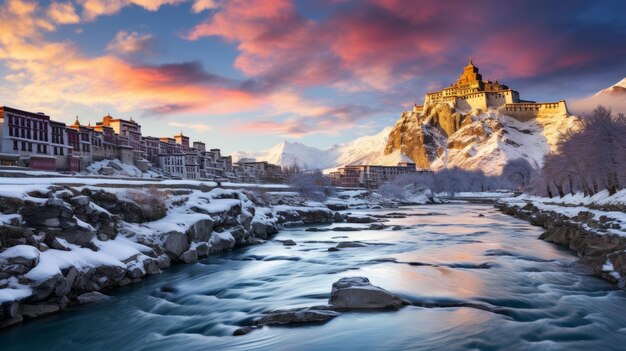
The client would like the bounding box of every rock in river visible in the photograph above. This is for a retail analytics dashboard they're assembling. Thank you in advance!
[329,276,409,309]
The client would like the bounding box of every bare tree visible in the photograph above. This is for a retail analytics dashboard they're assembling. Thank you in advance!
[540,105,626,196]
[502,158,535,191]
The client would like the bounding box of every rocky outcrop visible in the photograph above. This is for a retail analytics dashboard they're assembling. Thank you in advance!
[384,109,446,169]
[234,276,409,335]
[0,185,341,329]
[384,101,578,175]
[329,277,409,309]
[496,201,626,288]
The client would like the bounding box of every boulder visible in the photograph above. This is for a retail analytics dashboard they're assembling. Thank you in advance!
[333,212,345,223]
[161,231,190,259]
[0,245,40,269]
[254,307,340,327]
[345,215,377,224]
[251,221,277,239]
[282,239,297,246]
[70,195,91,207]
[179,249,198,263]
[76,292,111,304]
[329,277,409,309]
[30,274,67,301]
[195,243,210,258]
[20,303,61,319]
[331,227,362,232]
[209,232,236,253]
[187,219,214,242]
[0,196,24,214]
[20,199,74,227]
[326,203,349,211]
[0,225,33,247]
[335,241,367,248]
[368,223,386,230]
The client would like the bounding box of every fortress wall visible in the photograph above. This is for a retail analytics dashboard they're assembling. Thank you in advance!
[485,91,511,108]
[457,92,487,111]
[501,100,568,121]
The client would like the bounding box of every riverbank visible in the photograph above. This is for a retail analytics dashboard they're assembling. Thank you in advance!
[1,179,409,328]
[496,190,626,288]
[5,203,625,350]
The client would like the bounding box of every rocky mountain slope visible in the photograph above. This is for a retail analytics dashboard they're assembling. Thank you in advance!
[385,103,579,175]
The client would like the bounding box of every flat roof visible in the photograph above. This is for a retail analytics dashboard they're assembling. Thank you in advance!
[0,106,51,120]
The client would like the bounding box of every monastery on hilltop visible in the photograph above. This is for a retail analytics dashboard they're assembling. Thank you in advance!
[413,59,568,120]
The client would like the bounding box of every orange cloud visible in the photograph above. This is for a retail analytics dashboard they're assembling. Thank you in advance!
[78,0,185,21]
[47,1,80,24]
[106,30,155,55]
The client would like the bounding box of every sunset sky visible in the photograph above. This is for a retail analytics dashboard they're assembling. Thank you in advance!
[1,0,625,153]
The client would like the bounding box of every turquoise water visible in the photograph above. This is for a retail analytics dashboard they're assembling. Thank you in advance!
[3,204,626,351]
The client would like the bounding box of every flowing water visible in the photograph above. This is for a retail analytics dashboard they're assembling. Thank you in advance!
[3,204,626,351]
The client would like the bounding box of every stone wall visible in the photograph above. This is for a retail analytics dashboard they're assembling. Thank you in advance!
[500,100,569,121]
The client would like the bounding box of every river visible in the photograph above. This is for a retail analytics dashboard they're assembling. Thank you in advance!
[3,204,626,350]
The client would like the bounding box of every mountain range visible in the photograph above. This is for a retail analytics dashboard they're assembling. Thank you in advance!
[236,79,623,175]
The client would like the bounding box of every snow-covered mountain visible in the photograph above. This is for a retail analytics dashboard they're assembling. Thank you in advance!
[236,102,579,176]
[384,103,579,175]
[571,77,626,113]
[233,127,410,172]
[594,78,626,97]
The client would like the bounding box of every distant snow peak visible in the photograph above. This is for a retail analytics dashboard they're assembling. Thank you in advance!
[594,77,626,97]
[234,126,404,172]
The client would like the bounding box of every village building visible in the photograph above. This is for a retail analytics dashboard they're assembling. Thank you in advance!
[328,162,427,188]
[0,105,284,182]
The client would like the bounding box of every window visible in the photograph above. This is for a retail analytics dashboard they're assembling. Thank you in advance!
[53,147,58,155]
[13,140,17,150]
[21,141,25,151]
[60,148,64,156]
[28,143,32,152]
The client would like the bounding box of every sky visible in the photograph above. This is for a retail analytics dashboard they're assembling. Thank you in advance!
[1,0,625,154]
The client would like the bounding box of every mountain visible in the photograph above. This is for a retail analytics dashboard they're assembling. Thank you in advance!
[383,103,579,175]
[236,103,577,176]
[594,78,626,97]
[233,127,410,171]
[570,78,626,113]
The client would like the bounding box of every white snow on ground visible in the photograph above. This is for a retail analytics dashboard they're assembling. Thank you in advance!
[430,109,579,175]
[443,191,514,198]
[0,176,289,189]
[0,277,32,304]
[0,169,66,176]
[0,213,21,225]
[0,245,39,261]
[25,242,128,281]
[83,159,163,178]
